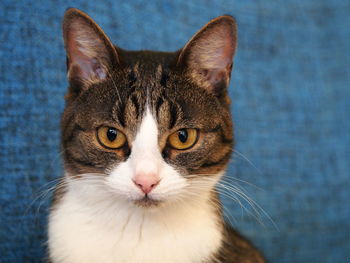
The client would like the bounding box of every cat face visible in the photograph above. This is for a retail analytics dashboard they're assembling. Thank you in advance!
[60,9,236,208]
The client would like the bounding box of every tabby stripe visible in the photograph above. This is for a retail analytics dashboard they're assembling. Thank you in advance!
[168,101,178,129]
[155,97,164,119]
[206,125,221,133]
[131,94,140,119]
[66,152,97,167]
[62,121,84,148]
[222,136,233,144]
[160,71,169,87]
[207,125,233,144]
[74,124,86,131]
[128,70,137,87]
[116,104,126,127]
[62,113,76,142]
[201,150,232,168]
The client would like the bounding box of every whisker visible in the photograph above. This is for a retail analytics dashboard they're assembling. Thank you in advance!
[232,149,262,175]
[185,175,277,230]
[26,173,108,220]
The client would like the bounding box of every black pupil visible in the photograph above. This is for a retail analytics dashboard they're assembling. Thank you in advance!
[107,128,117,141]
[178,130,188,143]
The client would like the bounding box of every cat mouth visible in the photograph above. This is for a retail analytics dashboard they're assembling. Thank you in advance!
[134,195,161,208]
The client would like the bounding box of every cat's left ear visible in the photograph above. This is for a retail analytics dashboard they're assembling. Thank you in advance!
[62,8,121,95]
[177,16,237,97]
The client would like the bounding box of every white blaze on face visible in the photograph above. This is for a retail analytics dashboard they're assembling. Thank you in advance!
[107,107,188,203]
[130,108,162,193]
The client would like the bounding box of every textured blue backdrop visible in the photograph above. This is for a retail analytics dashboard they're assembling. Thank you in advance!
[1,0,349,262]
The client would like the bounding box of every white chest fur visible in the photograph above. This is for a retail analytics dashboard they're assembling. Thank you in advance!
[48,185,223,263]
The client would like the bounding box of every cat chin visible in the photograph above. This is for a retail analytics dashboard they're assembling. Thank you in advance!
[130,192,184,210]
[103,187,174,210]
[129,192,191,211]
[133,196,162,209]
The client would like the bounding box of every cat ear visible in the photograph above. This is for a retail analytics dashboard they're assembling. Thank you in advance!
[62,8,120,95]
[177,16,237,96]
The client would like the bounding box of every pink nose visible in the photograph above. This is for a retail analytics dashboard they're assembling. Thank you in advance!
[133,173,160,194]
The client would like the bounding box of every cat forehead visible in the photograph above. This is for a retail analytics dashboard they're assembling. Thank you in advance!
[70,50,224,131]
[104,51,177,93]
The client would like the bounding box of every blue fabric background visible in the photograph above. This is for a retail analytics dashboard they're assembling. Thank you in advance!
[1,0,349,262]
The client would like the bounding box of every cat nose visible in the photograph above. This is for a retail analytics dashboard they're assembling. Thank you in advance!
[133,173,160,194]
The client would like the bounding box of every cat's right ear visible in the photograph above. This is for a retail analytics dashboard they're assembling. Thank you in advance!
[62,8,121,98]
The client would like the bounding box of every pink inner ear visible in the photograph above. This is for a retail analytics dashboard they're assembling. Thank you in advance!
[197,27,234,70]
[182,19,236,91]
[206,42,234,84]
[65,24,108,82]
[204,68,227,85]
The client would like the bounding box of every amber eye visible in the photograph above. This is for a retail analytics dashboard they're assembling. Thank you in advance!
[97,127,127,149]
[168,128,198,150]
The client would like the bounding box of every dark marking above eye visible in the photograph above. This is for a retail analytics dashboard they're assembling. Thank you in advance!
[131,94,140,119]
[155,97,164,117]
[128,70,137,87]
[116,104,126,127]
[168,101,178,129]
[160,71,169,87]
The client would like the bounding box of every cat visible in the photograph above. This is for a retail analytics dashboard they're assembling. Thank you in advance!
[48,8,266,263]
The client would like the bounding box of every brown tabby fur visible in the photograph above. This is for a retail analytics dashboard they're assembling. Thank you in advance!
[50,8,266,263]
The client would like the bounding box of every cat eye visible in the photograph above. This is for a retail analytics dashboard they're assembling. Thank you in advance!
[97,127,127,149]
[168,129,198,150]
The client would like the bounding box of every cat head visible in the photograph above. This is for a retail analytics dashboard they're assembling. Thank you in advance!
[61,8,237,208]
